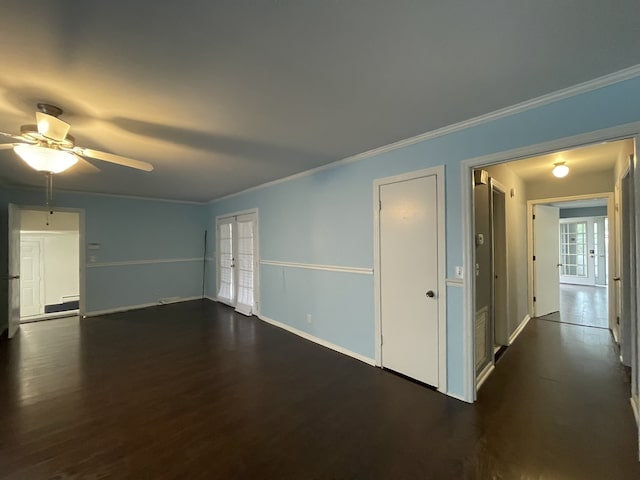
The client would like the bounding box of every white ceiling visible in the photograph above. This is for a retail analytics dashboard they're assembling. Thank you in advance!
[504,138,633,182]
[1,1,639,202]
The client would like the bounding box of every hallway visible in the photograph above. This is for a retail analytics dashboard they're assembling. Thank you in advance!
[540,283,608,329]
[0,300,638,478]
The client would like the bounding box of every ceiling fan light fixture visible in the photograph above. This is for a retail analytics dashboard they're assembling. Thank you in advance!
[552,162,569,178]
[14,144,78,173]
[35,112,70,142]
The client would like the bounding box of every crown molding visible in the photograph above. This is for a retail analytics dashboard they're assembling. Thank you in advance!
[211,64,640,204]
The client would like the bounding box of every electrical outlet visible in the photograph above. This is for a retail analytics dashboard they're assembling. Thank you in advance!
[306,313,312,324]
[455,266,464,279]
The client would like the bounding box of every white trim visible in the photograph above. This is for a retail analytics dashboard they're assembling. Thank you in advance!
[373,165,447,393]
[476,363,495,390]
[527,194,615,317]
[260,260,373,275]
[84,296,202,317]
[215,208,261,222]
[446,278,464,287]
[258,313,376,366]
[86,257,203,268]
[211,66,640,204]
[631,396,639,423]
[509,314,532,345]
[462,123,640,404]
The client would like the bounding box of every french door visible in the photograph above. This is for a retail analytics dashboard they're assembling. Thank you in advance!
[217,212,258,316]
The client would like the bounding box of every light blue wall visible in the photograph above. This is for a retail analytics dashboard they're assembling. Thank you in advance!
[1,188,207,318]
[208,76,640,398]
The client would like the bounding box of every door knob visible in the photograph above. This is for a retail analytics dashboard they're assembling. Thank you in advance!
[425,290,435,298]
[7,275,19,280]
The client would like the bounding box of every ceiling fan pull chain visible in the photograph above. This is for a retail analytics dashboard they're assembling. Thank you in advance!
[45,172,54,210]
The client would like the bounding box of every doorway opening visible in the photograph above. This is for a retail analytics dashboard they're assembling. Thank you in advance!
[216,210,259,316]
[467,134,637,402]
[473,175,509,383]
[529,198,610,330]
[7,205,85,338]
[20,209,81,323]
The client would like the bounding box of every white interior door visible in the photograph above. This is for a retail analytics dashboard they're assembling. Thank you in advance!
[20,239,44,317]
[8,204,21,338]
[533,205,560,317]
[216,212,257,316]
[379,174,440,387]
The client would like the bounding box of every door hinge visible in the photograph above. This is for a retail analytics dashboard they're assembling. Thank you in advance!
[533,296,536,302]
[379,200,382,211]
[617,316,620,325]
[381,335,383,345]
[533,255,536,261]
[533,214,535,220]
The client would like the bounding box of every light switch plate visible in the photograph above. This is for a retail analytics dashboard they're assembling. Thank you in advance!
[455,266,464,279]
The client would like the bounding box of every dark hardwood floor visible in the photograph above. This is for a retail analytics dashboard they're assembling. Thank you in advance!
[540,283,609,329]
[0,300,638,479]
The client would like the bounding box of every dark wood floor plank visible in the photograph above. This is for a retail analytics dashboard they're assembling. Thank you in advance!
[0,299,638,479]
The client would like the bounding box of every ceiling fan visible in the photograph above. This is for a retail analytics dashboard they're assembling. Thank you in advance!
[0,103,154,174]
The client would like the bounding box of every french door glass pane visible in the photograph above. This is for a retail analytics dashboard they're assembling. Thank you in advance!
[217,223,234,301]
[235,220,254,313]
[560,221,588,277]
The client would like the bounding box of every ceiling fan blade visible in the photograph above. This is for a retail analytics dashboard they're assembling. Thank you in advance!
[74,147,154,172]
[1,131,25,142]
[70,157,101,174]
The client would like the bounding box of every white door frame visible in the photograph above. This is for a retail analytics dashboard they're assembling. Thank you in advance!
[9,205,86,320]
[373,165,447,393]
[214,208,260,315]
[461,121,640,402]
[527,195,614,320]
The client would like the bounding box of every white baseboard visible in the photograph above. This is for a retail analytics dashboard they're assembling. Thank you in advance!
[476,363,495,390]
[509,314,531,344]
[257,314,376,366]
[84,296,202,317]
[631,396,639,423]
